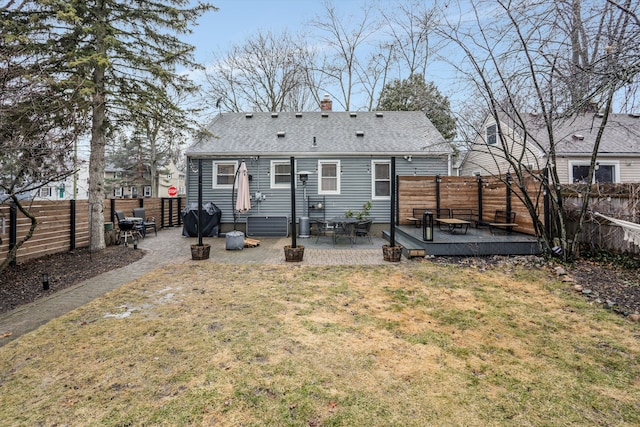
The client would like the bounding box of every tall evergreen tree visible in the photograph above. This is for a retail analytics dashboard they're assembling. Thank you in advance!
[378,74,457,141]
[18,0,216,251]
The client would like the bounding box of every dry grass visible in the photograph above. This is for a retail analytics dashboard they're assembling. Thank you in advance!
[1,260,639,426]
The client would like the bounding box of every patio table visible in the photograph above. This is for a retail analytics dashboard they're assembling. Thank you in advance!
[329,216,360,245]
[435,218,471,235]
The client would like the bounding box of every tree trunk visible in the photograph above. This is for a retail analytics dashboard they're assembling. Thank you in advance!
[88,9,107,252]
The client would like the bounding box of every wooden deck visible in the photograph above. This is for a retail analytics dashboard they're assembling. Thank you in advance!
[383,225,541,258]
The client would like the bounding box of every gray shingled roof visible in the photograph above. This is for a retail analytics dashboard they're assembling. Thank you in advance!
[525,113,640,155]
[186,111,451,157]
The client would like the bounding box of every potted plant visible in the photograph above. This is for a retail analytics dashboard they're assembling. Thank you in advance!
[345,201,372,220]
[356,201,372,220]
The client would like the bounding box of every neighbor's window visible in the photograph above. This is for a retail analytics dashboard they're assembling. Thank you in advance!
[130,186,138,198]
[213,161,238,188]
[372,160,390,199]
[571,162,618,183]
[39,187,52,198]
[486,123,497,145]
[114,187,123,197]
[270,160,291,188]
[144,186,152,197]
[318,160,340,195]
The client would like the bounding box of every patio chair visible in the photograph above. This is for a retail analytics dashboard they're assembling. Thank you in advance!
[132,207,157,237]
[332,222,353,246]
[354,219,373,244]
[314,219,335,244]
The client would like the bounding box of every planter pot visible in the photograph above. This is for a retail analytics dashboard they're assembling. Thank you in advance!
[284,245,304,262]
[191,243,211,260]
[382,244,402,262]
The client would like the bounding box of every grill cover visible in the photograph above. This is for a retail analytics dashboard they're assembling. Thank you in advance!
[182,202,222,237]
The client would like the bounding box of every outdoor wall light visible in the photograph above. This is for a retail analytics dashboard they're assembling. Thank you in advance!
[404,155,412,162]
[297,171,312,184]
[42,272,49,290]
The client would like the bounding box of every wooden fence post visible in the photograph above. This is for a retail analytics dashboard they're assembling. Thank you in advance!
[505,172,512,220]
[477,175,484,225]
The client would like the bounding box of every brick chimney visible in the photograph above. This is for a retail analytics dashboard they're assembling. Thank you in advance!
[320,94,332,111]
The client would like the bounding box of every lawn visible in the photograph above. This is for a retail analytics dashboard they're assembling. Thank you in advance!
[0,260,639,426]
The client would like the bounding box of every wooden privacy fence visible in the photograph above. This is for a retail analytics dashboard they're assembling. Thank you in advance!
[398,174,543,236]
[563,183,640,255]
[0,197,185,264]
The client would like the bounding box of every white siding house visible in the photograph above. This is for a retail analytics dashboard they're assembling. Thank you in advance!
[460,112,640,183]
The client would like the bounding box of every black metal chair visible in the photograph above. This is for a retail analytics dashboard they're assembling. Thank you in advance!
[132,207,157,237]
[354,219,373,244]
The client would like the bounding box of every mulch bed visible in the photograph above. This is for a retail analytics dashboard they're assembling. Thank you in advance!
[0,246,145,314]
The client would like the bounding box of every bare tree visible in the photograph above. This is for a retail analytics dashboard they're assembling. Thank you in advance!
[440,0,639,260]
[380,1,441,78]
[310,1,380,110]
[204,30,316,113]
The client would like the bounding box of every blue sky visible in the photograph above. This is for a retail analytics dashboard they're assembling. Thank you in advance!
[187,0,371,63]
[184,0,468,112]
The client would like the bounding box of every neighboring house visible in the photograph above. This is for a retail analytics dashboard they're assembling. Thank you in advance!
[460,112,640,183]
[31,159,90,201]
[185,103,453,230]
[157,161,186,198]
[105,161,184,198]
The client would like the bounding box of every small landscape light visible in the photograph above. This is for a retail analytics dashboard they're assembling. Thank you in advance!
[42,273,49,290]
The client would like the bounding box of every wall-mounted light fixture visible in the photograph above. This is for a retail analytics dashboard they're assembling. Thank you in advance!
[297,171,312,184]
[404,155,412,162]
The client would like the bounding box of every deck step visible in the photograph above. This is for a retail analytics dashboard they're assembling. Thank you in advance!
[382,231,426,259]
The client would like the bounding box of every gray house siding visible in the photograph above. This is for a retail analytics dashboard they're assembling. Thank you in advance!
[186,155,449,225]
[185,110,452,229]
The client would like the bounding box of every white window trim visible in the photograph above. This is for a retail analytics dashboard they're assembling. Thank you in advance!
[144,186,152,197]
[212,160,238,189]
[568,160,620,183]
[39,187,52,198]
[318,160,341,195]
[114,187,123,197]
[486,123,497,145]
[371,160,390,200]
[270,160,292,189]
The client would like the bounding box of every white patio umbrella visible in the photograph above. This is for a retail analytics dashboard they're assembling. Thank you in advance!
[235,161,251,214]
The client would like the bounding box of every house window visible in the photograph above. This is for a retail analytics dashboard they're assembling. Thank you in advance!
[144,186,152,197]
[486,124,497,145]
[39,187,52,198]
[131,186,138,198]
[318,160,340,195]
[372,160,390,199]
[270,160,291,188]
[213,161,238,188]
[570,161,618,183]
[114,187,123,197]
